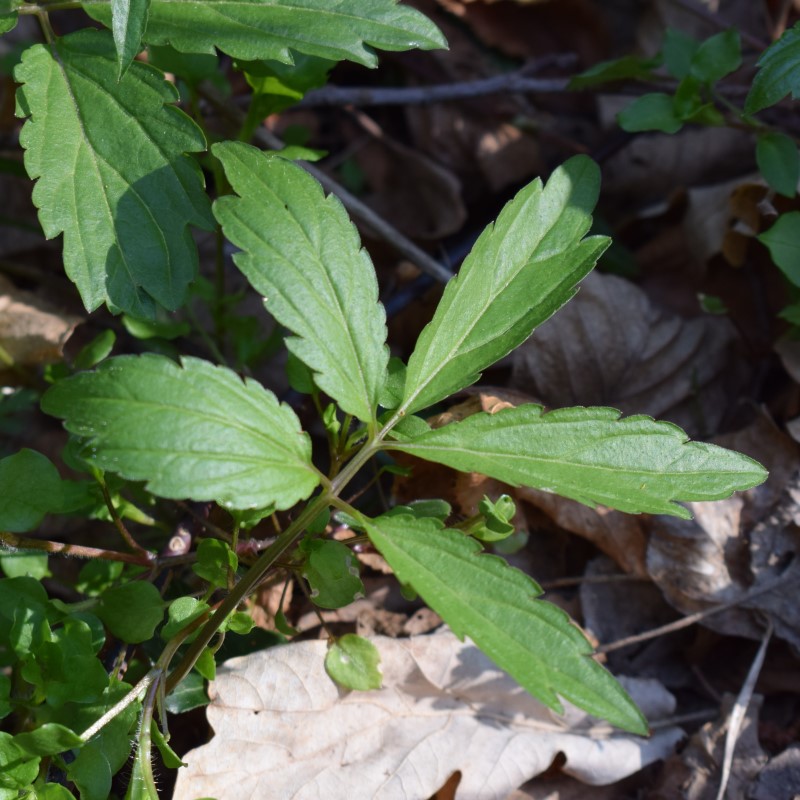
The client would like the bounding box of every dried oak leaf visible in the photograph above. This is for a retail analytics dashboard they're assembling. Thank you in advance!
[511,270,747,438]
[173,629,683,800]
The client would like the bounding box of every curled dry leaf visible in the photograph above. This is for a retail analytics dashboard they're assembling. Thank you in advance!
[511,270,746,438]
[0,274,82,374]
[173,629,683,800]
[646,416,800,648]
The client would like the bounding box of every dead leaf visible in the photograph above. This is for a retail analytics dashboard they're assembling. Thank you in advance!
[173,629,683,800]
[651,695,767,800]
[645,416,800,649]
[510,270,747,438]
[751,744,800,800]
[0,274,82,376]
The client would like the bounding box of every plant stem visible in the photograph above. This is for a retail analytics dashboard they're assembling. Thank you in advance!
[0,531,154,566]
[98,477,154,560]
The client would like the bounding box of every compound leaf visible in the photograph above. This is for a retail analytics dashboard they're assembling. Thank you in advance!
[746,22,800,113]
[41,354,320,510]
[366,514,647,734]
[84,0,446,67]
[400,156,609,416]
[14,29,213,318]
[112,0,150,77]
[214,141,388,423]
[389,405,767,518]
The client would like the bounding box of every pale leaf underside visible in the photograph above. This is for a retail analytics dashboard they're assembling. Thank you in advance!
[111,0,150,77]
[84,0,447,67]
[390,405,768,518]
[401,155,609,416]
[366,514,648,734]
[213,142,388,423]
[41,354,320,510]
[14,29,213,317]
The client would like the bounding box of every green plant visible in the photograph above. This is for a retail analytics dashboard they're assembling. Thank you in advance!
[0,2,768,796]
[572,23,800,321]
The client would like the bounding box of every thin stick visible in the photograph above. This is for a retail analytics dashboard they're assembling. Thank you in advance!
[0,531,153,566]
[300,73,570,108]
[666,0,768,50]
[597,571,796,654]
[199,86,452,284]
[715,621,772,800]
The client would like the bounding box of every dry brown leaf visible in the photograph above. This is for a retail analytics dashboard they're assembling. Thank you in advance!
[173,629,684,800]
[0,274,82,374]
[510,270,746,438]
[651,695,766,800]
[645,416,800,648]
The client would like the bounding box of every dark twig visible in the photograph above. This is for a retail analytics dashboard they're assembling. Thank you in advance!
[0,530,153,566]
[666,0,768,50]
[300,72,570,108]
[200,86,453,284]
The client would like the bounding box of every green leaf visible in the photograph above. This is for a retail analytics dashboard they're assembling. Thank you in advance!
[746,22,800,113]
[366,515,647,733]
[14,29,213,318]
[0,553,50,579]
[161,597,209,640]
[84,0,447,67]
[617,93,683,134]
[242,53,334,116]
[689,29,741,83]
[35,785,76,800]
[165,672,208,714]
[194,646,216,680]
[757,132,799,198]
[390,405,768,518]
[663,28,698,79]
[97,581,164,642]
[150,722,185,768]
[0,675,10,719]
[73,330,116,370]
[759,211,800,285]
[13,723,82,756]
[41,354,320,510]
[400,156,608,415]
[0,8,17,34]
[0,449,63,532]
[0,732,39,790]
[301,539,364,609]
[214,142,388,423]
[112,0,150,77]
[193,539,237,588]
[569,54,661,89]
[325,634,382,690]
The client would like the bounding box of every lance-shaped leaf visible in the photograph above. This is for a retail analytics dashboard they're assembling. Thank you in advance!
[389,406,768,519]
[746,22,800,114]
[41,354,320,510]
[83,0,446,67]
[213,141,388,423]
[14,30,213,318]
[400,156,609,416]
[112,0,150,77]
[366,514,647,734]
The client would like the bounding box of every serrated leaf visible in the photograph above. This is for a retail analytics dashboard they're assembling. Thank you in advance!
[325,634,382,690]
[746,22,800,113]
[84,0,447,67]
[41,354,320,510]
[390,405,768,518]
[757,132,800,198]
[400,156,608,416]
[0,449,63,532]
[14,30,213,317]
[365,515,647,733]
[759,211,800,285]
[112,0,150,77]
[213,142,388,423]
